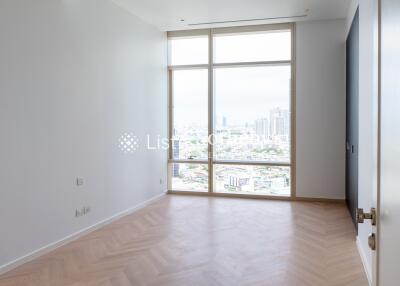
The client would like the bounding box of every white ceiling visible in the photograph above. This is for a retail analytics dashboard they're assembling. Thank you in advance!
[112,0,351,31]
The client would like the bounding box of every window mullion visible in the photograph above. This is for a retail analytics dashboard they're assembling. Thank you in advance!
[208,28,214,193]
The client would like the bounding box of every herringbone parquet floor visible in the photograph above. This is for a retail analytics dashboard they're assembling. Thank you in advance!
[0,195,368,286]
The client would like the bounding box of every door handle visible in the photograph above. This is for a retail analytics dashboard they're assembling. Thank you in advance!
[356,208,376,225]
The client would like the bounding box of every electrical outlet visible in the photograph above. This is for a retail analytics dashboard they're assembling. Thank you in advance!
[159,178,164,185]
[75,209,82,217]
[76,178,84,186]
[75,206,91,217]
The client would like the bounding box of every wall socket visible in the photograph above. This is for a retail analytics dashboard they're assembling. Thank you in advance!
[159,178,164,185]
[76,177,84,186]
[75,206,91,217]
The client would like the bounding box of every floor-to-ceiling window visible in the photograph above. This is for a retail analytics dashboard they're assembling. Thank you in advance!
[168,24,295,198]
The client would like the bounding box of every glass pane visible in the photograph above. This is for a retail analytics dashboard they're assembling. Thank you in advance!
[214,30,291,63]
[172,69,208,160]
[214,66,291,162]
[214,165,290,196]
[169,36,208,65]
[170,163,208,192]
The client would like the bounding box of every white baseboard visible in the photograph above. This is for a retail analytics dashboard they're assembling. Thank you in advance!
[0,191,167,276]
[356,236,372,286]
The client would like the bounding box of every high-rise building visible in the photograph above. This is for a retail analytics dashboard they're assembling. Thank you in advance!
[222,116,227,128]
[172,140,180,177]
[255,118,269,139]
[172,139,180,159]
[269,107,290,138]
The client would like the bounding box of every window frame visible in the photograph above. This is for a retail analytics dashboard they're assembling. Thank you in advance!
[167,23,296,199]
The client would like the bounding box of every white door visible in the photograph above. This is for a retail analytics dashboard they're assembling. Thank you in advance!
[378,0,400,285]
[355,1,379,285]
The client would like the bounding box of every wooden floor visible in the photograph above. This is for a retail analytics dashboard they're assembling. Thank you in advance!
[0,195,368,286]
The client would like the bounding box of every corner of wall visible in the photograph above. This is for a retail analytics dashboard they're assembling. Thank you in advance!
[346,0,359,36]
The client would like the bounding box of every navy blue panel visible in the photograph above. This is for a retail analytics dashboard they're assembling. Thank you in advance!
[346,8,359,231]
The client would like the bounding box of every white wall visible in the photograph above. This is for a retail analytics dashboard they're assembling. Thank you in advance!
[0,0,351,271]
[346,1,379,284]
[296,19,346,199]
[0,0,167,270]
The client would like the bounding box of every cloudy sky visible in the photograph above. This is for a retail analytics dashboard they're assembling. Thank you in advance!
[171,30,292,127]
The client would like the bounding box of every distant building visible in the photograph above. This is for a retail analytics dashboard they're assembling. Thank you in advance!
[223,173,252,192]
[229,175,249,188]
[222,116,227,128]
[172,140,180,177]
[255,118,269,139]
[172,139,180,159]
[270,107,290,138]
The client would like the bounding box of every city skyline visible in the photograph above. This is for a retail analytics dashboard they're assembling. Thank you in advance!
[171,106,291,196]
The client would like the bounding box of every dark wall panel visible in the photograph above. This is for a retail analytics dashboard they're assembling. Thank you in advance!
[346,9,359,230]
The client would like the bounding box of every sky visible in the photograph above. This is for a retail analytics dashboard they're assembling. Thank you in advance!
[170,30,292,127]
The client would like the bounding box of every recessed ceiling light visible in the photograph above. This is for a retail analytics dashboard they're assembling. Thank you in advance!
[180,19,185,22]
